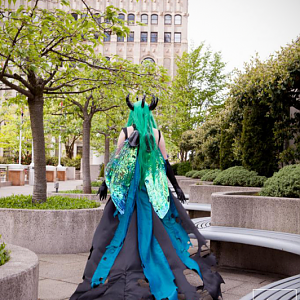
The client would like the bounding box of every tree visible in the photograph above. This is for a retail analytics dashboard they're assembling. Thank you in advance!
[169,43,227,152]
[0,0,134,202]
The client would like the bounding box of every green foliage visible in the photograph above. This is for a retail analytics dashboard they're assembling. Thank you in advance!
[0,235,10,266]
[99,164,104,178]
[191,169,211,179]
[260,164,300,198]
[213,166,267,187]
[200,169,221,181]
[177,161,192,175]
[59,190,97,194]
[0,195,100,209]
[91,181,102,187]
[241,106,277,177]
[171,163,180,175]
[185,170,198,177]
[45,156,81,169]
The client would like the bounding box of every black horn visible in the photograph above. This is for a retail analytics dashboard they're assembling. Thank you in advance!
[141,94,146,108]
[126,94,134,111]
[149,95,158,111]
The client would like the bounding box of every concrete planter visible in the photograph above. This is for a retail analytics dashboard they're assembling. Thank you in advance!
[0,244,38,300]
[178,179,201,194]
[66,166,76,180]
[46,165,56,182]
[189,184,261,204]
[210,191,300,275]
[0,207,104,254]
[211,191,300,233]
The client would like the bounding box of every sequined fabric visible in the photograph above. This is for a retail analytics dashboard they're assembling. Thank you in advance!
[144,151,170,219]
[105,140,138,214]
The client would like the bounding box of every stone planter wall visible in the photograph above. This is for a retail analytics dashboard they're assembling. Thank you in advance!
[179,179,201,194]
[210,191,300,276]
[0,207,104,254]
[0,244,38,300]
[66,167,76,180]
[211,191,300,233]
[189,184,261,204]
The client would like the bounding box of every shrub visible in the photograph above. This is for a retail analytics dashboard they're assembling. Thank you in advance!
[260,164,300,198]
[185,170,198,177]
[201,169,221,181]
[177,161,192,175]
[91,181,103,187]
[0,235,10,266]
[171,163,180,175]
[191,169,211,179]
[0,195,100,209]
[46,156,81,170]
[59,190,97,194]
[213,166,267,187]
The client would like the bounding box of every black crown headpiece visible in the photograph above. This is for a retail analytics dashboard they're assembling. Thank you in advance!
[126,94,158,111]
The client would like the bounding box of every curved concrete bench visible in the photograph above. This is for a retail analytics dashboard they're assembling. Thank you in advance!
[0,207,103,254]
[182,203,211,218]
[240,274,300,300]
[0,244,38,300]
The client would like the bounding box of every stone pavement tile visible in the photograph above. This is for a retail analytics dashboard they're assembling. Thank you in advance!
[218,268,284,284]
[60,274,84,285]
[38,253,87,264]
[77,252,89,257]
[39,260,86,281]
[38,278,77,300]
[222,292,242,300]
[219,278,246,293]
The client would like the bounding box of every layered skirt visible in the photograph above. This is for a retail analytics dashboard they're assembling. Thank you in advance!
[70,182,224,300]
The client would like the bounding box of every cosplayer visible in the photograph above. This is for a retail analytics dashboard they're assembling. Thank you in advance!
[70,95,224,300]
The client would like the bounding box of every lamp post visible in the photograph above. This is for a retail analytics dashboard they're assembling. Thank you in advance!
[18,108,23,165]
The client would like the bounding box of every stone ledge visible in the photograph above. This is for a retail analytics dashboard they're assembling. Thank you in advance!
[189,184,261,204]
[211,191,300,233]
[0,244,39,300]
[0,207,104,254]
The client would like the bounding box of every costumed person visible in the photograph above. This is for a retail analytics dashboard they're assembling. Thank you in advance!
[70,95,224,300]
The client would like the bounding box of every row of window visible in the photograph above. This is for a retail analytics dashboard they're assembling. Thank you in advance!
[120,13,182,25]
[104,31,181,43]
[72,12,182,26]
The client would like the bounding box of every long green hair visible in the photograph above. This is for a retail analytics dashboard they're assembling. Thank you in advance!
[126,100,161,187]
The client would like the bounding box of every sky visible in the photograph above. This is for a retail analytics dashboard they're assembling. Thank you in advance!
[188,0,300,73]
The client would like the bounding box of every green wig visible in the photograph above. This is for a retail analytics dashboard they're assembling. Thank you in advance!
[126,100,161,187]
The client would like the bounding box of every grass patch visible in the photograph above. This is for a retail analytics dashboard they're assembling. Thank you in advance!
[58,190,97,194]
[0,235,10,266]
[0,195,100,209]
[91,181,102,187]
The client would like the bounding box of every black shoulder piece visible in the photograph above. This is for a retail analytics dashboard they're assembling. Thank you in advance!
[128,129,140,147]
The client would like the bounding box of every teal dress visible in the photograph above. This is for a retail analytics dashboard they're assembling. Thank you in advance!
[70,131,224,300]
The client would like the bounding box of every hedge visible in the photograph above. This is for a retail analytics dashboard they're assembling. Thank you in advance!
[201,169,221,181]
[260,164,300,198]
[191,169,211,179]
[0,195,100,209]
[177,161,192,176]
[185,170,198,177]
[213,166,267,187]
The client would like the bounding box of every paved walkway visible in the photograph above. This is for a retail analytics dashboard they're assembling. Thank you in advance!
[37,245,284,300]
[0,180,83,197]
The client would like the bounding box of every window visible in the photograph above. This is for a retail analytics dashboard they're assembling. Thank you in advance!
[151,32,158,43]
[118,13,125,21]
[117,35,124,42]
[81,13,88,19]
[127,31,134,42]
[141,32,148,42]
[104,31,111,42]
[151,14,158,25]
[141,14,148,24]
[94,32,100,39]
[174,32,181,43]
[105,57,110,61]
[175,15,182,25]
[94,13,101,25]
[164,14,172,25]
[164,32,171,43]
[128,14,135,25]
[142,57,155,64]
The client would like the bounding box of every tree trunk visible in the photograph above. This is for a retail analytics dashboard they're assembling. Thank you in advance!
[28,95,47,203]
[82,117,92,194]
[104,135,110,167]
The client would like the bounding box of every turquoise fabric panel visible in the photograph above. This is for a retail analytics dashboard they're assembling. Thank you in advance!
[162,192,203,280]
[136,185,179,300]
[91,162,140,288]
